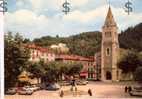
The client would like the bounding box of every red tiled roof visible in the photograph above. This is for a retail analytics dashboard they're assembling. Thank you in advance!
[24,44,51,53]
[56,54,94,62]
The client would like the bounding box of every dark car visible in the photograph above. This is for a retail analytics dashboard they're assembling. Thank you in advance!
[5,88,17,95]
[46,83,60,91]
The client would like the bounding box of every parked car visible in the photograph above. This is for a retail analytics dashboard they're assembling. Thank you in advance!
[31,85,41,91]
[5,88,17,95]
[129,85,142,96]
[59,81,71,86]
[46,83,60,91]
[22,85,40,92]
[76,80,88,85]
[23,86,33,91]
[18,88,33,95]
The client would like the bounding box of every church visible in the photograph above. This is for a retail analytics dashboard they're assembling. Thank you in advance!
[101,7,120,81]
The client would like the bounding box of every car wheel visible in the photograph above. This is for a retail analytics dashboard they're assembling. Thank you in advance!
[129,92,133,96]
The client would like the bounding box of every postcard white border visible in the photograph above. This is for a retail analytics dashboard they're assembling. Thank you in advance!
[0,12,4,99]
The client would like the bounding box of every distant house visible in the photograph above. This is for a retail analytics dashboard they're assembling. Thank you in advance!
[25,44,55,62]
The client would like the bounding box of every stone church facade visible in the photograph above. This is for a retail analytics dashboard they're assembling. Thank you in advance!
[101,7,120,81]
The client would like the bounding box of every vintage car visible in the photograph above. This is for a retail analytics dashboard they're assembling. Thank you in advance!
[18,88,33,95]
[129,85,142,96]
[5,88,17,95]
[76,80,88,85]
[23,85,40,92]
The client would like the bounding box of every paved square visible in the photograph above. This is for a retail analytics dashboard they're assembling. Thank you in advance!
[5,82,139,99]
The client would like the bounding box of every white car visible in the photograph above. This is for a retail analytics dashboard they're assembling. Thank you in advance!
[18,88,33,95]
[5,88,17,95]
[31,85,40,91]
[129,85,142,96]
[23,86,40,91]
[76,80,88,85]
[23,86,37,92]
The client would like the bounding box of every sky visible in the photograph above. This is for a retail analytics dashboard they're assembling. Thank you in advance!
[5,0,142,40]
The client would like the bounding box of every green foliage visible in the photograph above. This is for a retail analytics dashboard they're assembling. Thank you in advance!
[134,67,142,82]
[45,61,61,82]
[32,23,142,57]
[27,60,83,83]
[4,32,30,89]
[65,62,83,75]
[28,61,45,83]
[118,50,142,74]
[23,38,31,43]
[119,23,142,52]
[44,61,83,82]
[33,31,102,57]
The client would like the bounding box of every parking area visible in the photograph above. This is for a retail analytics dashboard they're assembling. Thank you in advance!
[5,81,139,99]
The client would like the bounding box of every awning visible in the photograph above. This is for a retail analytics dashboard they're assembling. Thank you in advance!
[80,73,87,76]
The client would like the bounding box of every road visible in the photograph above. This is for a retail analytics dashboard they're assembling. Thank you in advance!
[5,81,139,99]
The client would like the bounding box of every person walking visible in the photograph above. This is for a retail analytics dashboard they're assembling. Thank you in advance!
[125,86,128,93]
[70,77,77,91]
[128,86,132,93]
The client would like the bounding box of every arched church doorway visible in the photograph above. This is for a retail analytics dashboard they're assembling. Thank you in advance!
[106,71,112,80]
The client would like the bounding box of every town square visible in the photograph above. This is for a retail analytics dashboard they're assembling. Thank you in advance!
[2,0,142,99]
[5,82,139,99]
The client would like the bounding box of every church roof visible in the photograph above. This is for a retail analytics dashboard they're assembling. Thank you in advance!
[104,7,117,27]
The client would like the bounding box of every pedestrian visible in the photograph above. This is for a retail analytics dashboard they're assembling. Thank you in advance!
[128,86,132,93]
[125,86,128,93]
[70,77,77,91]
[60,90,64,97]
[88,89,92,96]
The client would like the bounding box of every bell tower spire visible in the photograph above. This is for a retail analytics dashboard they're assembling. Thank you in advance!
[101,7,120,81]
[104,6,116,27]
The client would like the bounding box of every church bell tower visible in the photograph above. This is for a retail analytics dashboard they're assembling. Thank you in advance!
[101,7,119,81]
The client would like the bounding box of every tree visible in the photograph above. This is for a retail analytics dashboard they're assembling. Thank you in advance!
[118,50,142,75]
[134,67,142,83]
[4,32,30,89]
[119,23,142,51]
[45,61,61,82]
[33,31,102,57]
[23,38,31,43]
[28,61,45,84]
[66,62,83,76]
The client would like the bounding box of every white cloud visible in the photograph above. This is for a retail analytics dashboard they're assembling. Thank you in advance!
[16,0,89,13]
[63,5,107,23]
[110,7,142,31]
[5,9,49,39]
[16,0,24,7]
[70,0,88,7]
[5,0,142,39]
[6,9,48,26]
[30,0,42,10]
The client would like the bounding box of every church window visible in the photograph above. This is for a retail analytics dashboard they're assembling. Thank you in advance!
[106,48,110,56]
